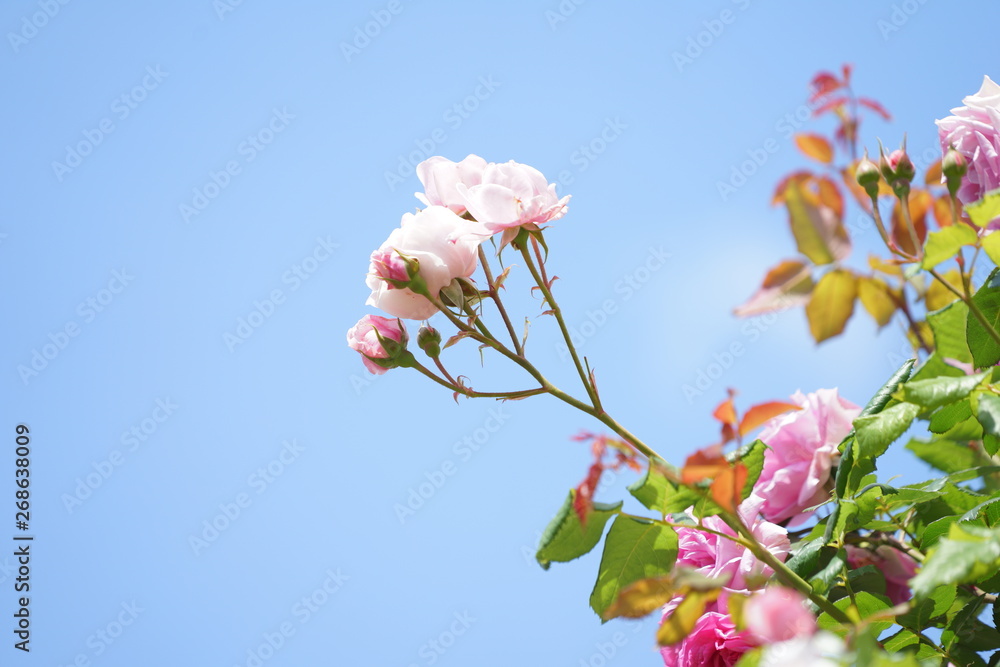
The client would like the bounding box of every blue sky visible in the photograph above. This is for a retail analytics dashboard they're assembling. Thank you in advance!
[3,1,999,665]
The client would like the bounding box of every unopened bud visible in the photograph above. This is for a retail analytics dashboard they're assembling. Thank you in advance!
[856,151,881,199]
[943,145,968,197]
[417,325,442,359]
[879,138,914,198]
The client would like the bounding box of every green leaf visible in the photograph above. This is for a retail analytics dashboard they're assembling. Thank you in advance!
[910,352,967,382]
[897,372,988,409]
[978,393,1000,456]
[984,231,1000,267]
[897,584,956,631]
[860,359,917,418]
[922,224,978,270]
[929,399,973,434]
[928,300,973,363]
[627,465,704,516]
[911,523,1000,598]
[906,438,980,474]
[729,439,766,502]
[817,591,892,636]
[966,188,1000,228]
[589,516,678,620]
[854,402,920,459]
[967,268,1000,368]
[535,491,621,570]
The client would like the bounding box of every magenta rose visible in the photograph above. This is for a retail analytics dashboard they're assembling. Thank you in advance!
[675,498,790,593]
[415,155,488,215]
[365,205,488,320]
[749,389,861,525]
[846,544,919,605]
[744,586,817,644]
[346,315,408,375]
[660,600,754,667]
[936,76,1000,212]
[456,160,570,233]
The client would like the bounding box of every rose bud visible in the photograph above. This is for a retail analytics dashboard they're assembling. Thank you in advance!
[346,315,409,375]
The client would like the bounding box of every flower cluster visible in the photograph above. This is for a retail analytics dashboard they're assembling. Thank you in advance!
[347,155,570,368]
[660,389,917,666]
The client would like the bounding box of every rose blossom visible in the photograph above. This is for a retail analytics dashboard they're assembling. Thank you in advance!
[660,599,754,667]
[457,160,570,233]
[936,76,1000,212]
[758,633,845,667]
[415,155,488,215]
[346,315,408,375]
[846,544,919,605]
[675,498,790,593]
[749,389,861,525]
[745,587,817,644]
[365,205,488,320]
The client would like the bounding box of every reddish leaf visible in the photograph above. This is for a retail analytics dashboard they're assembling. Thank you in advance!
[738,401,802,437]
[811,96,850,117]
[574,461,603,526]
[810,72,843,102]
[795,133,834,164]
[710,463,748,513]
[841,63,853,86]
[858,96,891,121]
[816,176,844,220]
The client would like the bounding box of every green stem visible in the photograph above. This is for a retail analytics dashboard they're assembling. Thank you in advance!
[409,360,547,400]
[478,246,524,356]
[718,514,855,626]
[929,267,1000,349]
[518,238,601,409]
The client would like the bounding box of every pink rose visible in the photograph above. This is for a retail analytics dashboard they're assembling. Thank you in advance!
[846,544,919,605]
[675,499,790,593]
[745,587,817,644]
[366,206,487,320]
[415,155,488,215]
[346,315,408,375]
[749,389,861,525]
[936,76,1000,212]
[457,160,570,233]
[660,600,754,667]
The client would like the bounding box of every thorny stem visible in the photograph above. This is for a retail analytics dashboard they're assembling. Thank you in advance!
[478,246,523,356]
[518,239,602,410]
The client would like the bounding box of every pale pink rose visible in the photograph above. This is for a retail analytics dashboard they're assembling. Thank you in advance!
[749,389,861,525]
[675,498,790,593]
[346,315,408,375]
[457,160,570,232]
[846,544,919,605]
[936,76,1000,213]
[660,600,754,667]
[415,155,488,215]
[745,587,817,644]
[366,206,487,320]
[758,632,845,667]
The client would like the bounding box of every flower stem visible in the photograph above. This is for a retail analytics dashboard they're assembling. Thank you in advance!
[478,246,524,356]
[518,238,601,409]
[928,267,1000,349]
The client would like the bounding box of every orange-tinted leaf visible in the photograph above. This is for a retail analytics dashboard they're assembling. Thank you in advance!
[924,159,943,187]
[891,190,932,256]
[858,277,898,329]
[795,133,834,164]
[805,269,858,343]
[738,401,803,437]
[712,389,738,427]
[771,171,813,206]
[681,445,727,485]
[710,463,748,513]
[933,194,954,228]
[603,577,677,620]
[734,259,813,317]
[817,176,844,219]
